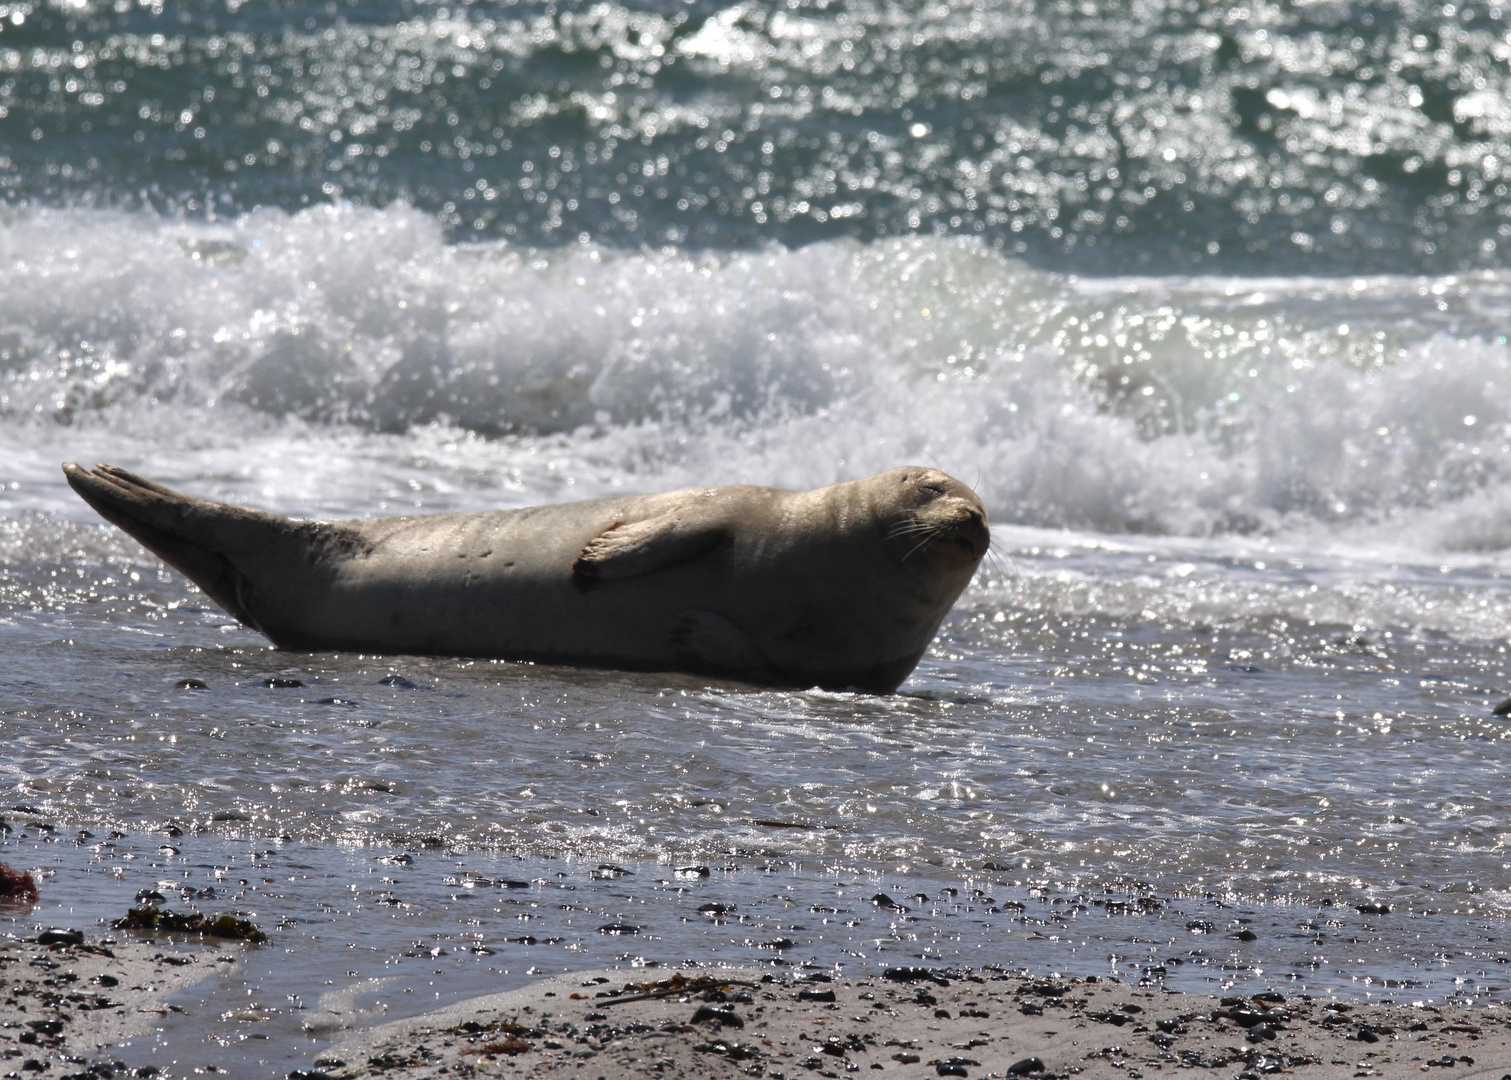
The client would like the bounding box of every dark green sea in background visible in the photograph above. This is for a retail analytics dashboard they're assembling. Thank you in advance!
[3,0,1510,272]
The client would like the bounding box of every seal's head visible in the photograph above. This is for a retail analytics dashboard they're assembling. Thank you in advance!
[875,467,990,576]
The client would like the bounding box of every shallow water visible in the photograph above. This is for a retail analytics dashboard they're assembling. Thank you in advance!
[6,0,1511,1074]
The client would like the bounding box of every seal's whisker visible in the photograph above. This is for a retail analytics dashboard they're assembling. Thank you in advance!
[900,533,942,562]
[984,538,1019,578]
[885,519,937,541]
[887,524,935,540]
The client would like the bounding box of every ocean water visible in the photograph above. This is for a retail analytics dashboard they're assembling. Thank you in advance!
[5,0,1511,1074]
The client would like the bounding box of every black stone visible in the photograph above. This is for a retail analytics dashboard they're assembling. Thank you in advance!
[37,928,84,946]
[882,967,949,986]
[690,1005,743,1028]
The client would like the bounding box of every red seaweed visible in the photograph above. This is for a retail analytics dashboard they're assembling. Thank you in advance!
[0,859,39,902]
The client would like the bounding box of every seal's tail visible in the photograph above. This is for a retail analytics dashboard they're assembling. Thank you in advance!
[62,463,284,631]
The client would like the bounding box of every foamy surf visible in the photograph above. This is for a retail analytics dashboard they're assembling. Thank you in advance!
[3,204,1511,550]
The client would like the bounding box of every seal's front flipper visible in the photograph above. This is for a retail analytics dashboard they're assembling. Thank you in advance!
[572,512,725,587]
[671,609,776,680]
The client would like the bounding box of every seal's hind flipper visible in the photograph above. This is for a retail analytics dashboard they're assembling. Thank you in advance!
[571,511,725,588]
[671,609,776,680]
[62,462,289,631]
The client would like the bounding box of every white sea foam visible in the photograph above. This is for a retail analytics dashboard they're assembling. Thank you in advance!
[2,203,1510,551]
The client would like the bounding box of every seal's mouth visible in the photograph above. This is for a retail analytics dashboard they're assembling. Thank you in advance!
[935,519,988,564]
[892,507,989,566]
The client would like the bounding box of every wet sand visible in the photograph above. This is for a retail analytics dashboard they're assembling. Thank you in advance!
[6,933,1511,1080]
[321,966,1511,1080]
[0,928,229,1076]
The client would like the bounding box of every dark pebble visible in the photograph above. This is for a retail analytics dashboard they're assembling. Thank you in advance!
[1233,929,1259,941]
[597,923,639,934]
[261,677,306,688]
[883,967,949,986]
[797,988,837,1002]
[175,678,208,690]
[37,928,84,946]
[1356,902,1391,915]
[1493,698,1511,716]
[690,1005,743,1028]
[1356,1026,1380,1043]
[1225,1008,1267,1028]
[1007,1057,1046,1075]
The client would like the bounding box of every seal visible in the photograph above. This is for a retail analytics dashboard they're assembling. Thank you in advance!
[62,463,988,693]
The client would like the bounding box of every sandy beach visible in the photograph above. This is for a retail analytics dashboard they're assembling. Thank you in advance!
[3,925,1511,1079]
[0,926,230,1076]
[317,966,1511,1080]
